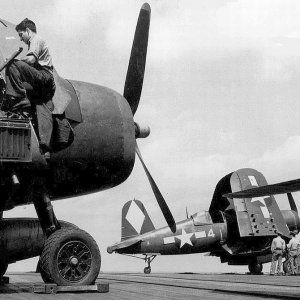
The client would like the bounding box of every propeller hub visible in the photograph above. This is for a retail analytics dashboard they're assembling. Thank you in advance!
[135,122,150,139]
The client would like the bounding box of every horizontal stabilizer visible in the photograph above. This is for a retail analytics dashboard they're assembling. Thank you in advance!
[224,178,300,199]
[107,239,141,254]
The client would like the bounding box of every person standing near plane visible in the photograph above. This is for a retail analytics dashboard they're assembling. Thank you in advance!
[287,230,300,275]
[270,232,286,276]
[296,230,300,273]
[4,18,55,157]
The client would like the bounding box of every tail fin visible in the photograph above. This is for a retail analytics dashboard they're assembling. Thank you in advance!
[121,199,155,241]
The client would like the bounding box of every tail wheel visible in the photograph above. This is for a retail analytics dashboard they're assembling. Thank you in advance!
[248,262,263,274]
[39,228,101,286]
[144,267,151,274]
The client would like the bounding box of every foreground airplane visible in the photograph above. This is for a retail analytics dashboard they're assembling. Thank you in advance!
[108,168,300,274]
[0,3,177,286]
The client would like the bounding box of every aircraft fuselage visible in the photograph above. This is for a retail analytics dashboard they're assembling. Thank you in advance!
[110,218,228,255]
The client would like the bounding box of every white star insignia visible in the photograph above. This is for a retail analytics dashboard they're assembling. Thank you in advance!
[176,229,193,248]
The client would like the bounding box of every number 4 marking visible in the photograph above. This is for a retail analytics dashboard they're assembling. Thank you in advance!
[208,228,215,238]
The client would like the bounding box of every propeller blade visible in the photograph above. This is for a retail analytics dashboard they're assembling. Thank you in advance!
[135,144,176,232]
[123,3,150,115]
[224,178,300,199]
[287,192,298,213]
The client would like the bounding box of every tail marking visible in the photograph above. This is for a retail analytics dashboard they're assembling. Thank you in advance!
[126,200,145,234]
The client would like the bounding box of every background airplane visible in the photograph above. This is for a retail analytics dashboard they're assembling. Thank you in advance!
[108,168,300,274]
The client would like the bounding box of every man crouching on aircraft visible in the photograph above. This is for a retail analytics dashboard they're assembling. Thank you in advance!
[270,232,286,276]
[4,18,55,157]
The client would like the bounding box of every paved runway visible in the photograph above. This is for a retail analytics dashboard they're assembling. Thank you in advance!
[0,272,300,299]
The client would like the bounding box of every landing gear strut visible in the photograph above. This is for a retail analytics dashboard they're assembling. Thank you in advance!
[33,192,60,237]
[144,255,156,274]
[248,262,263,274]
[0,214,6,278]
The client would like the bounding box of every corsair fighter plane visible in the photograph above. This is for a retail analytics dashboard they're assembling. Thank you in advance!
[108,168,300,274]
[0,3,166,286]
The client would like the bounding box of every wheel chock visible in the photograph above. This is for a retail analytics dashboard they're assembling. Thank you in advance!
[33,284,57,294]
[32,283,109,294]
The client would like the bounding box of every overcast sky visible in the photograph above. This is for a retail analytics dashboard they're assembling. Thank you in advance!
[2,0,300,274]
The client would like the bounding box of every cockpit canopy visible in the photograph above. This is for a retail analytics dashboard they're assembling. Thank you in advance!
[191,211,213,225]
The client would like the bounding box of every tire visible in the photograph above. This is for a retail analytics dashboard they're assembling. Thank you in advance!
[144,267,151,274]
[248,262,262,274]
[36,221,79,282]
[39,228,101,286]
[39,259,54,283]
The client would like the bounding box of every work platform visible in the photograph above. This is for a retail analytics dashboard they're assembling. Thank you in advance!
[2,272,300,299]
[0,273,109,298]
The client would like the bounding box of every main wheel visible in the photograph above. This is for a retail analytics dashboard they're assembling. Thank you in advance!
[144,266,151,274]
[36,221,80,281]
[248,262,262,274]
[39,228,101,286]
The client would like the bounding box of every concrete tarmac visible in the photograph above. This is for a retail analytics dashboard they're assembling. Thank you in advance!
[0,272,300,299]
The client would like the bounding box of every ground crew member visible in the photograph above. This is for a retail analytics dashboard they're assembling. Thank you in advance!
[270,232,286,275]
[287,230,300,275]
[296,230,300,273]
[4,18,55,158]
